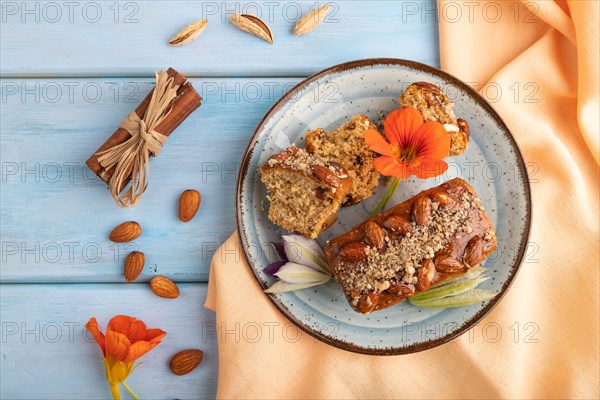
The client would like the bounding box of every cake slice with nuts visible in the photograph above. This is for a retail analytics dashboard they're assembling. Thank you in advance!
[324,178,497,314]
[306,115,381,205]
[260,146,353,239]
[400,82,470,156]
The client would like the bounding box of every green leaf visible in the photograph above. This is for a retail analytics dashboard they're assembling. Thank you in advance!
[436,266,487,287]
[264,280,328,294]
[410,276,489,302]
[409,289,497,308]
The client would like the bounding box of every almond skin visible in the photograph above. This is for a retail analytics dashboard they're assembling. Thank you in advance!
[339,242,369,262]
[356,292,380,314]
[179,190,201,222]
[434,254,464,273]
[383,215,413,235]
[363,221,385,250]
[464,235,484,268]
[150,275,180,298]
[124,251,145,283]
[109,221,142,242]
[311,165,341,188]
[388,282,415,298]
[432,192,459,208]
[412,196,432,226]
[416,258,436,291]
[457,118,470,137]
[170,349,204,375]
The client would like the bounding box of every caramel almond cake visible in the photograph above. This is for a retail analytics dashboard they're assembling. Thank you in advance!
[324,178,497,314]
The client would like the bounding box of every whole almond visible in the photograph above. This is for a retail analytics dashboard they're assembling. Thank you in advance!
[124,251,145,283]
[363,221,385,250]
[311,165,341,188]
[356,292,380,314]
[340,242,369,262]
[434,254,464,273]
[327,161,348,178]
[412,196,432,226]
[150,275,180,298]
[383,215,413,235]
[414,81,444,93]
[170,349,204,375]
[416,258,436,291]
[179,189,201,222]
[109,221,142,242]
[269,151,292,163]
[457,118,470,136]
[293,3,331,36]
[464,235,484,268]
[230,13,273,44]
[388,282,415,298]
[432,192,459,208]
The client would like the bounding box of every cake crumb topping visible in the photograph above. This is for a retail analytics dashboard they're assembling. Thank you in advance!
[337,194,477,298]
[267,147,341,177]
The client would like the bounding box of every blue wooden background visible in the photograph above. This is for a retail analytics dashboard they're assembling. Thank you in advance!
[0,1,439,398]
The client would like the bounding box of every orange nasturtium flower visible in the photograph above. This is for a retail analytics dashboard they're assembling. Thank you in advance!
[86,315,166,400]
[364,106,450,179]
[364,106,451,217]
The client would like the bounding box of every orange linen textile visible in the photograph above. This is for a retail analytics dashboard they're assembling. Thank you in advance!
[205,1,599,398]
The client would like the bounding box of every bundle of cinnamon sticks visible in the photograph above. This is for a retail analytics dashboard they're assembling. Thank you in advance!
[86,68,201,199]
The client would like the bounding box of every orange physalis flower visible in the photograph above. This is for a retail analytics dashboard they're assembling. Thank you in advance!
[364,107,450,179]
[86,315,166,400]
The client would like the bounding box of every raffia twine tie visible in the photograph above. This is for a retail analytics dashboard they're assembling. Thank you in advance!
[96,71,180,207]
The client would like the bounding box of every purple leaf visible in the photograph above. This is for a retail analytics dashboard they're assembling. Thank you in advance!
[264,260,286,277]
[271,242,287,261]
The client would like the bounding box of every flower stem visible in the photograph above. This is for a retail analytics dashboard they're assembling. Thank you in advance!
[110,384,121,400]
[370,177,400,218]
[121,381,140,400]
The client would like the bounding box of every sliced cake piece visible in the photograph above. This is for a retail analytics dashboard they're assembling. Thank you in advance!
[306,115,381,205]
[324,178,497,314]
[400,82,470,156]
[260,146,353,239]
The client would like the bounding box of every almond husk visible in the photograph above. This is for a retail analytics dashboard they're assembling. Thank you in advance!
[293,4,331,36]
[230,13,273,43]
[169,19,208,46]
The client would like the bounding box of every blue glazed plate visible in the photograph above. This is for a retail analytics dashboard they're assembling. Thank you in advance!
[236,59,531,355]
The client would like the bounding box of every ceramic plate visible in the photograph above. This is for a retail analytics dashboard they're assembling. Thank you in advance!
[236,59,531,355]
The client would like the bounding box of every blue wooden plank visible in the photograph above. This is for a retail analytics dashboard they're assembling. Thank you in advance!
[0,0,440,77]
[1,77,302,283]
[0,283,217,399]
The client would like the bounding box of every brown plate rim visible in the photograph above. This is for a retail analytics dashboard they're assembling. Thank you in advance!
[235,58,532,355]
